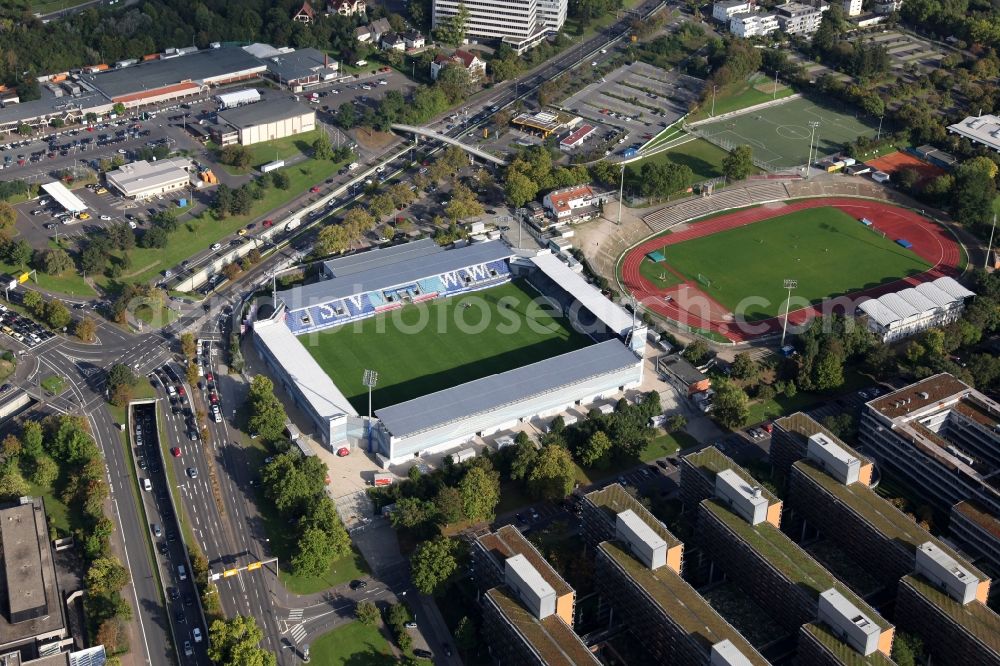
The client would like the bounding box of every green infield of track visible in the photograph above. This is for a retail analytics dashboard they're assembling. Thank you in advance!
[654,206,932,320]
[303,280,593,411]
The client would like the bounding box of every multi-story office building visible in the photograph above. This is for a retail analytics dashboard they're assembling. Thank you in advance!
[680,446,783,528]
[581,483,684,573]
[950,500,1000,584]
[730,12,781,37]
[431,0,567,53]
[896,569,1000,665]
[772,412,875,481]
[697,497,895,656]
[784,414,991,599]
[473,525,576,627]
[859,374,1000,516]
[595,541,769,665]
[775,1,829,34]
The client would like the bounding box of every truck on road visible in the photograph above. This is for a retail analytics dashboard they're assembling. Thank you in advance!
[285,218,301,231]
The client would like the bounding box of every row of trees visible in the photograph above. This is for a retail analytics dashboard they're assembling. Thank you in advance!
[504,145,591,208]
[1,417,131,654]
[21,290,72,330]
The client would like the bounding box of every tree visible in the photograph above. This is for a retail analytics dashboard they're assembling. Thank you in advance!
[666,414,687,433]
[41,248,73,275]
[579,430,612,468]
[261,454,327,516]
[208,615,277,666]
[291,528,333,578]
[712,379,751,429]
[139,225,169,249]
[504,171,538,208]
[722,145,754,182]
[437,65,472,104]
[455,616,478,652]
[112,103,126,116]
[5,239,32,267]
[434,2,470,46]
[312,133,333,160]
[954,158,997,229]
[391,496,437,529]
[96,618,128,655]
[219,145,253,170]
[22,290,43,314]
[812,347,845,390]
[44,300,71,330]
[247,376,287,442]
[459,466,500,522]
[411,538,458,594]
[181,332,197,361]
[106,364,137,395]
[27,454,58,488]
[369,193,395,219]
[892,631,924,666]
[271,170,290,190]
[356,600,380,626]
[337,102,357,129]
[639,161,692,199]
[0,203,16,236]
[434,486,464,524]
[510,437,538,481]
[682,340,710,366]
[85,557,130,595]
[730,352,759,381]
[0,462,29,499]
[527,444,575,500]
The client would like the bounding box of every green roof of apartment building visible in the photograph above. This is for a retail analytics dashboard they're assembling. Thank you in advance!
[598,541,769,665]
[684,446,781,504]
[901,575,1000,655]
[585,483,682,548]
[801,623,897,666]
[485,587,599,665]
[793,460,987,581]
[776,413,871,463]
[701,499,892,631]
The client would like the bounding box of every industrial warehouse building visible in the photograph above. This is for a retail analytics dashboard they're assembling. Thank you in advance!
[856,276,975,342]
[105,158,192,200]
[215,98,315,146]
[253,239,645,464]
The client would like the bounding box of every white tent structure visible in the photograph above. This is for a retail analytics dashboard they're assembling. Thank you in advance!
[41,181,87,213]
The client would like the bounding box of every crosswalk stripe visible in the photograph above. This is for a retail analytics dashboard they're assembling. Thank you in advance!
[289,623,306,643]
[287,608,303,621]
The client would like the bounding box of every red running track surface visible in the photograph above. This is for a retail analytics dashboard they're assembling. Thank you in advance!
[621,198,961,342]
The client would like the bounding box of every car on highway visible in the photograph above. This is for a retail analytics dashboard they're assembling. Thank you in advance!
[262,219,274,227]
[238,228,247,236]
[171,447,181,457]
[413,649,432,659]
[350,580,368,591]
[192,627,202,643]
[337,447,350,457]
[310,186,321,193]
[99,214,111,221]
[183,642,193,657]
[405,621,417,629]
[187,467,198,479]
[152,524,162,537]
[211,243,222,251]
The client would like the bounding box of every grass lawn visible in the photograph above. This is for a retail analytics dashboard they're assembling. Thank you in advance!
[656,206,931,320]
[745,370,870,424]
[245,130,323,167]
[310,621,397,665]
[0,358,14,383]
[256,488,368,595]
[41,375,65,395]
[0,261,95,297]
[688,72,796,122]
[306,280,594,411]
[638,255,685,290]
[135,303,178,327]
[641,430,697,461]
[629,137,733,188]
[497,480,534,517]
[96,157,341,289]
[28,482,72,535]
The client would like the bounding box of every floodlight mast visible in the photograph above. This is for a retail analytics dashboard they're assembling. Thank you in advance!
[780,279,797,348]
[363,369,378,452]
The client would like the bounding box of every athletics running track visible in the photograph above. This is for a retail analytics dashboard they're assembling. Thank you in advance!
[620,198,962,342]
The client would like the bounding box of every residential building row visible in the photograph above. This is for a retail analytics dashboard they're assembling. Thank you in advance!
[713,0,832,38]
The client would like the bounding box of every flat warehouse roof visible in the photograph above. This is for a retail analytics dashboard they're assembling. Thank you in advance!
[105,158,191,195]
[81,47,266,99]
[218,98,313,129]
[530,252,633,336]
[280,241,513,310]
[375,339,638,438]
[41,181,87,212]
[253,317,358,420]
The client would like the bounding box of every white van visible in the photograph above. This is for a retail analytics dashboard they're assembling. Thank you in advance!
[142,478,152,492]
[178,565,187,581]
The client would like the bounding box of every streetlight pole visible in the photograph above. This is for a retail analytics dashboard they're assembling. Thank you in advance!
[986,214,997,270]
[618,162,625,226]
[780,279,797,348]
[363,369,378,452]
[806,121,820,179]
[711,85,718,117]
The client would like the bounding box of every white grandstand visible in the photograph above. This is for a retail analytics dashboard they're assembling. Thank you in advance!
[252,239,646,464]
[856,276,975,342]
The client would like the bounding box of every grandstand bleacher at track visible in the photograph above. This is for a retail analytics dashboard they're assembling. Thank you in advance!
[643,181,791,232]
[280,241,515,335]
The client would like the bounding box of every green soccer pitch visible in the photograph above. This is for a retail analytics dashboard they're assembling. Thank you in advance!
[656,207,932,320]
[303,280,594,411]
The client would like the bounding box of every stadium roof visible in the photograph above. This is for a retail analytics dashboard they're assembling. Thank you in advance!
[323,238,443,277]
[279,241,513,310]
[41,181,87,213]
[376,340,639,438]
[897,287,937,313]
[218,98,312,129]
[253,316,357,419]
[857,299,901,327]
[80,47,266,99]
[530,252,633,337]
[859,278,976,329]
[932,276,975,300]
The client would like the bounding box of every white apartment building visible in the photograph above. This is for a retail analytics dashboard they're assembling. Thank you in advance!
[874,0,903,13]
[432,0,567,52]
[775,2,829,35]
[730,12,780,37]
[713,0,754,22]
[843,0,862,15]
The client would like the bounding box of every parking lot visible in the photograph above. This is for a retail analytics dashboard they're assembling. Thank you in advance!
[0,304,55,349]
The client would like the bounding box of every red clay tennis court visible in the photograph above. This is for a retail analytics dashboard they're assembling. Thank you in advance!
[620,197,962,342]
[866,151,945,186]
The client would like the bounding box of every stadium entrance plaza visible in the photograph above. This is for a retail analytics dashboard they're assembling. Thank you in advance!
[244,323,714,493]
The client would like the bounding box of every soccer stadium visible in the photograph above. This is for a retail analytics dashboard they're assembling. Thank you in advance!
[253,239,647,465]
[620,198,963,342]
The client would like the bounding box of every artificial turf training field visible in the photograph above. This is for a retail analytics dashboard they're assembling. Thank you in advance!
[649,206,932,320]
[304,280,593,411]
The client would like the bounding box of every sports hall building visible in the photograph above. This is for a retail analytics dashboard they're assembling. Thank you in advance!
[253,238,645,464]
